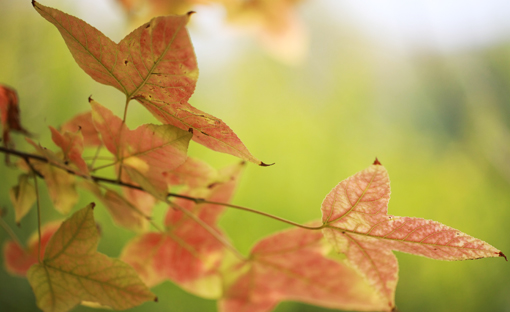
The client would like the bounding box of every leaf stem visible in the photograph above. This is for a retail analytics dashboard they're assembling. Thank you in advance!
[122,98,130,123]
[0,216,24,249]
[90,161,117,172]
[88,144,103,169]
[33,174,42,263]
[200,200,325,230]
[117,98,131,181]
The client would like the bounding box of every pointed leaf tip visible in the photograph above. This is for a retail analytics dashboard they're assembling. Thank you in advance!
[187,11,196,17]
[31,1,36,7]
[88,96,93,103]
[260,162,275,167]
[500,251,508,261]
[90,202,96,209]
[373,158,382,165]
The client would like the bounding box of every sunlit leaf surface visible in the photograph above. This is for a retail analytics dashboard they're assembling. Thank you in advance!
[9,173,37,224]
[219,226,389,312]
[27,204,156,312]
[33,1,265,165]
[321,160,506,308]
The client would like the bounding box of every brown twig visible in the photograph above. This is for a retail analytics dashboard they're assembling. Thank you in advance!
[0,146,320,231]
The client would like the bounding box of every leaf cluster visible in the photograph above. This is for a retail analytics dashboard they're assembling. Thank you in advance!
[0,2,505,312]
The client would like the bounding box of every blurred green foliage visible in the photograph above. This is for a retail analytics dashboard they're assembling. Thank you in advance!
[0,1,509,312]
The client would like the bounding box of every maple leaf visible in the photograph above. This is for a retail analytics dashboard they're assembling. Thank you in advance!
[60,111,101,147]
[33,1,267,165]
[321,159,507,309]
[3,221,61,276]
[90,99,192,199]
[49,126,89,176]
[9,173,37,224]
[27,203,156,312]
[121,162,244,298]
[0,84,30,149]
[219,226,388,312]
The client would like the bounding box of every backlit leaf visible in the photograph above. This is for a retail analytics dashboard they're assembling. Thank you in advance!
[123,186,157,219]
[60,111,101,147]
[121,162,244,298]
[90,99,192,199]
[164,157,219,189]
[33,1,265,165]
[50,126,89,176]
[219,226,389,312]
[27,204,156,312]
[321,160,507,308]
[9,173,37,224]
[3,221,61,276]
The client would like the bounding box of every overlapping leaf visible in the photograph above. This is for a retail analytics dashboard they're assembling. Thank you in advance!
[60,111,101,147]
[121,162,244,298]
[9,173,37,224]
[33,1,265,165]
[321,160,507,309]
[3,221,61,276]
[27,204,156,312]
[90,99,192,199]
[164,156,219,188]
[50,126,89,175]
[219,226,388,312]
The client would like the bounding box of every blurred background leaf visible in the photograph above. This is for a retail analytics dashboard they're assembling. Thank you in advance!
[0,1,509,312]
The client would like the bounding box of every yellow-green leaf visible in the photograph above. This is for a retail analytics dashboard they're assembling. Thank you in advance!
[9,174,37,224]
[27,204,156,312]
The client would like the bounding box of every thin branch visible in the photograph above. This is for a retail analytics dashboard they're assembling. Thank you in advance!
[0,146,46,163]
[0,146,321,232]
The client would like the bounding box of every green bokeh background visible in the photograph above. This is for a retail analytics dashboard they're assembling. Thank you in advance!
[1,1,509,312]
